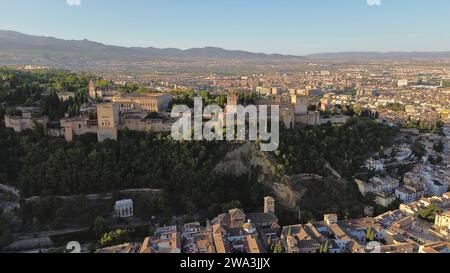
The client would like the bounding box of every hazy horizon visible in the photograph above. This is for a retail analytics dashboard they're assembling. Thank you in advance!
[2,29,450,57]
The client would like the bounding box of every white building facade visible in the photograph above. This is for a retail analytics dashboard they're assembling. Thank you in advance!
[115,199,134,218]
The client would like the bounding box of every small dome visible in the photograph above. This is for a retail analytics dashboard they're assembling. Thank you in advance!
[243,220,256,234]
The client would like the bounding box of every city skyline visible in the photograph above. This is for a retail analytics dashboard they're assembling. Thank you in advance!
[0,0,450,55]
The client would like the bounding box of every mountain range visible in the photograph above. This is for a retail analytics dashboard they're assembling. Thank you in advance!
[1,30,450,70]
[0,30,305,69]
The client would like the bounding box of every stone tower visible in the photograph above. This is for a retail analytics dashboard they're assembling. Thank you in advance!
[291,95,308,115]
[97,103,120,142]
[89,79,97,98]
[264,196,275,214]
[227,92,238,107]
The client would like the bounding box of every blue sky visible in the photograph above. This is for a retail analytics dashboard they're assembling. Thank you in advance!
[0,0,449,55]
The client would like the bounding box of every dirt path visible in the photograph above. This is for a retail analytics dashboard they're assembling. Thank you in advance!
[24,188,163,202]
[324,161,342,179]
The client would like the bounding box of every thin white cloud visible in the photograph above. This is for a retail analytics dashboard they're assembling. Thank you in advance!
[66,0,82,6]
[367,0,382,6]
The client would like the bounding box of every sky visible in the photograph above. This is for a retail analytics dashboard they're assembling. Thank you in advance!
[0,0,449,55]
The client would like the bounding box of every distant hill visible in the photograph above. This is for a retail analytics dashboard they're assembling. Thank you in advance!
[0,30,305,70]
[1,30,449,70]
